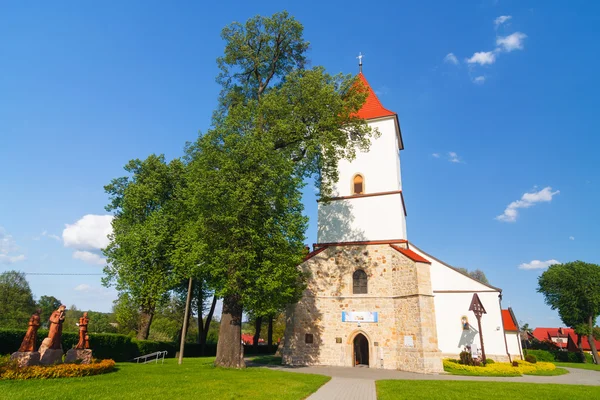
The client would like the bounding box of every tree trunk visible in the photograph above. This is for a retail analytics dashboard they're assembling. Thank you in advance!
[267,315,273,347]
[253,316,263,350]
[137,308,154,340]
[215,294,244,368]
[588,316,600,364]
[577,333,586,363]
[197,285,204,345]
[201,295,218,355]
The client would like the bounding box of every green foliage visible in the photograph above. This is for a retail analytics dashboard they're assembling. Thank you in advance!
[112,293,140,336]
[525,354,537,363]
[103,155,186,338]
[538,261,600,363]
[523,349,554,362]
[459,350,474,366]
[0,271,36,329]
[484,359,495,364]
[35,295,61,328]
[456,268,490,285]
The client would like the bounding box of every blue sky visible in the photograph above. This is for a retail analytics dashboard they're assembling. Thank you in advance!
[1,1,598,329]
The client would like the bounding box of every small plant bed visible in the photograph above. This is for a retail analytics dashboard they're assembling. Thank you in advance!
[554,362,600,371]
[443,359,567,377]
[377,380,600,400]
[0,358,115,380]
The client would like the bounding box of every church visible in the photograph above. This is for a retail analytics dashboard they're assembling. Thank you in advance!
[281,66,523,373]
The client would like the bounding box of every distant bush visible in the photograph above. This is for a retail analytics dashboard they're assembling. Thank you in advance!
[525,354,537,364]
[524,349,554,362]
[484,359,495,365]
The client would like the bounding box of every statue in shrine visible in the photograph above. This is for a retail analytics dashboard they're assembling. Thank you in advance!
[18,309,42,352]
[76,312,90,349]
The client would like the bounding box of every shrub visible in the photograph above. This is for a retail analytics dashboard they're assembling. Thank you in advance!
[484,359,495,365]
[512,361,519,367]
[523,349,554,362]
[525,354,537,364]
[0,359,115,380]
[459,351,474,366]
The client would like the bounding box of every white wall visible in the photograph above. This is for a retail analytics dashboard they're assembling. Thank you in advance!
[410,244,508,358]
[505,332,523,359]
[317,193,406,242]
[333,117,401,197]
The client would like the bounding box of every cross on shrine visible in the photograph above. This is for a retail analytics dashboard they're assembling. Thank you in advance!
[469,293,487,363]
[357,52,364,73]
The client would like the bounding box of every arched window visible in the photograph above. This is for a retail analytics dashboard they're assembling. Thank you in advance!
[353,269,368,294]
[353,174,364,195]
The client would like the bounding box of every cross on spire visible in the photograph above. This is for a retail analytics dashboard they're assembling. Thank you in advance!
[357,52,364,73]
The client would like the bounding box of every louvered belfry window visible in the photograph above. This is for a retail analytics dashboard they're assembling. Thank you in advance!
[353,174,364,194]
[353,269,368,294]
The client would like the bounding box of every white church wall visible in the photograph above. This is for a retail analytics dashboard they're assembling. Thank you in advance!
[505,331,523,359]
[317,193,406,242]
[433,291,508,359]
[334,117,401,197]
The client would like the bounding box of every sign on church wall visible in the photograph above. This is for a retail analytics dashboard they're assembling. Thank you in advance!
[341,311,378,323]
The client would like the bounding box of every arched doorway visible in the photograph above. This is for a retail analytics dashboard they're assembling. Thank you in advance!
[353,333,369,367]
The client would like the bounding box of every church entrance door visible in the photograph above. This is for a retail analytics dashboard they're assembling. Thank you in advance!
[353,333,369,367]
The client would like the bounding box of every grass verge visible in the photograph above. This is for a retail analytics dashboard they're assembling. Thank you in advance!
[377,380,600,400]
[0,357,329,400]
[554,362,600,371]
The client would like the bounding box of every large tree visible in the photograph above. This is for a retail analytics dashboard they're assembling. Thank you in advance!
[538,261,600,364]
[0,271,36,328]
[180,11,374,368]
[103,155,185,339]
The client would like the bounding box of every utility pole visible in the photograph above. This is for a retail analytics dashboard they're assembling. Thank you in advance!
[178,277,193,365]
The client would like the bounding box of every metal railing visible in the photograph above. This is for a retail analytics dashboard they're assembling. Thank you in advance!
[132,351,168,364]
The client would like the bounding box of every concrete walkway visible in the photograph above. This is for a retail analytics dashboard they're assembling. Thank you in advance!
[262,365,600,399]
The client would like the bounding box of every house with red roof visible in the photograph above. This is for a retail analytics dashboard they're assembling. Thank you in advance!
[533,327,600,353]
[281,61,524,373]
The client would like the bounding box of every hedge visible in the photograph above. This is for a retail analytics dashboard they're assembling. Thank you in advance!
[524,348,594,363]
[0,329,277,361]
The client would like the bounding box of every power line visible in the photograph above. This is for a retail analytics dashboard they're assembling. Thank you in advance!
[23,273,103,276]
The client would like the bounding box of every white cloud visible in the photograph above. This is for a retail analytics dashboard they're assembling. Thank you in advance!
[42,231,61,241]
[473,76,486,84]
[444,53,459,65]
[74,283,92,292]
[0,227,26,264]
[467,51,496,65]
[432,153,440,158]
[519,259,560,270]
[448,152,462,163]
[494,15,512,28]
[496,32,527,52]
[496,186,560,222]
[63,214,113,250]
[569,236,575,241]
[73,250,106,266]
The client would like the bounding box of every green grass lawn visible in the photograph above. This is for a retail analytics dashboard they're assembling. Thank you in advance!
[0,357,329,400]
[377,380,600,400]
[555,362,600,371]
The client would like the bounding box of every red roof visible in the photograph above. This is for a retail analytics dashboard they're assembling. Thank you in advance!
[355,73,396,120]
[390,244,431,264]
[502,309,518,331]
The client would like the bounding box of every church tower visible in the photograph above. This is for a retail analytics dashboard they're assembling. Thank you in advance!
[317,70,407,244]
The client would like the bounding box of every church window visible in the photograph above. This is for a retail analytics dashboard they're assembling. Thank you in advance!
[352,174,364,194]
[305,333,314,344]
[353,269,368,294]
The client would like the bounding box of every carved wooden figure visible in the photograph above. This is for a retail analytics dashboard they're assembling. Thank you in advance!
[18,309,42,352]
[76,312,90,349]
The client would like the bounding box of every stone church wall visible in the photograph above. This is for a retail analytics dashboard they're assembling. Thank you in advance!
[282,243,444,373]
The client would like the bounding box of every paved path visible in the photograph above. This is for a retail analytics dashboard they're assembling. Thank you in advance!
[262,365,600,399]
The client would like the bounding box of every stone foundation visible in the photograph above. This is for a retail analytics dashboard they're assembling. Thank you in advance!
[10,351,40,367]
[65,349,93,364]
[40,349,63,365]
[282,244,444,373]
